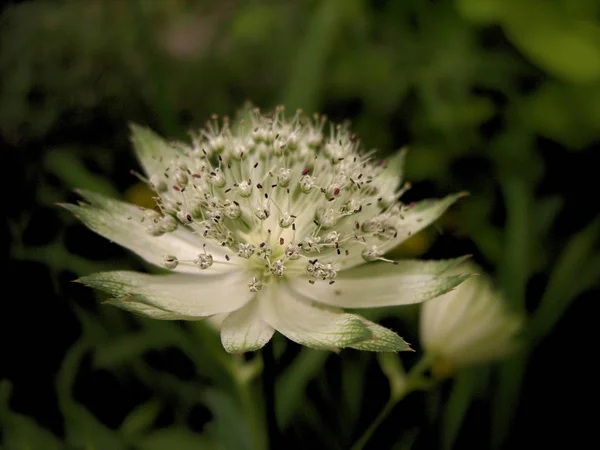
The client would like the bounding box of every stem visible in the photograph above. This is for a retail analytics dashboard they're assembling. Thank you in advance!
[236,376,265,450]
[262,341,281,449]
[351,355,435,450]
[351,399,396,450]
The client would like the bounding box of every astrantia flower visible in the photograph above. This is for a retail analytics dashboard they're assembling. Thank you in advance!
[64,107,469,353]
[420,263,522,370]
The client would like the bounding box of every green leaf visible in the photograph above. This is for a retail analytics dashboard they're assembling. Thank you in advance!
[503,1,600,82]
[203,389,256,450]
[276,349,329,428]
[0,380,63,450]
[341,356,368,429]
[57,341,127,450]
[45,147,120,197]
[282,0,352,111]
[134,427,217,450]
[119,399,162,439]
[442,368,488,450]
[500,178,533,311]
[492,354,527,450]
[455,0,505,24]
[528,217,600,343]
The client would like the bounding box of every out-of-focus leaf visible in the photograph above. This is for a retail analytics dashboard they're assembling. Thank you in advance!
[442,367,488,450]
[0,380,63,450]
[283,0,357,112]
[520,82,600,149]
[67,406,128,450]
[203,388,256,450]
[391,428,419,450]
[492,354,527,450]
[500,178,533,311]
[503,1,600,83]
[275,349,329,428]
[134,427,218,450]
[533,196,563,237]
[120,399,162,439]
[57,340,128,450]
[405,145,453,181]
[492,216,598,449]
[44,147,120,197]
[93,330,181,369]
[230,4,279,44]
[341,356,368,427]
[455,0,505,24]
[528,217,600,343]
[12,240,115,276]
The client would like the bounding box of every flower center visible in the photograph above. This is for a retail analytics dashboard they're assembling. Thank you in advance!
[145,107,408,292]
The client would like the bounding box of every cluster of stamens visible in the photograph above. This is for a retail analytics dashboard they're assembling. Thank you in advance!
[138,106,411,292]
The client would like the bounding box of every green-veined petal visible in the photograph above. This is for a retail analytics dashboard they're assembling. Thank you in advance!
[348,318,412,352]
[61,190,228,273]
[291,257,471,309]
[79,270,253,318]
[259,284,372,351]
[220,300,275,353]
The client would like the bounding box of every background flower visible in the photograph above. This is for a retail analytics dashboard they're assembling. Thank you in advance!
[420,263,522,370]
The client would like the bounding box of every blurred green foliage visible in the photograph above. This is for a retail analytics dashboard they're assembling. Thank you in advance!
[3,0,599,449]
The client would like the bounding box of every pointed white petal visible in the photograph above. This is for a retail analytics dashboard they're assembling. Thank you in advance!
[391,193,467,244]
[62,190,228,273]
[348,318,412,352]
[337,193,466,270]
[378,148,407,198]
[220,300,274,353]
[102,297,201,320]
[259,285,372,351]
[130,124,179,178]
[79,269,253,318]
[290,258,471,309]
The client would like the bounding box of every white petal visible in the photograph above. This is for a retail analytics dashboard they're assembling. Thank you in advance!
[378,148,407,198]
[102,297,201,320]
[392,193,467,243]
[79,269,253,318]
[337,193,466,270]
[130,124,179,178]
[220,300,274,353]
[62,190,229,273]
[290,258,471,309]
[259,284,372,350]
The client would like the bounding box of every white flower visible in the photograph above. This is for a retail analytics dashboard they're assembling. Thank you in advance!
[64,107,469,353]
[420,263,522,370]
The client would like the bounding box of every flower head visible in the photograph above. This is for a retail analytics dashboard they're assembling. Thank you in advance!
[420,263,522,371]
[64,107,469,353]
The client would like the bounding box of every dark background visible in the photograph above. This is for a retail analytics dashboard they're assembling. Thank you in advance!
[2,1,598,449]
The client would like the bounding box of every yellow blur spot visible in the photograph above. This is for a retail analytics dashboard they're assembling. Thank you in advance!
[439,209,465,236]
[125,182,157,209]
[431,358,454,380]
[388,230,432,258]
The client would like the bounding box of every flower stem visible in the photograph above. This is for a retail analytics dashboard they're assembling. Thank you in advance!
[351,355,435,450]
[262,341,281,449]
[351,399,396,450]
